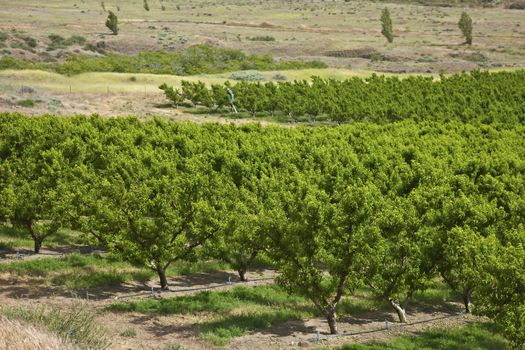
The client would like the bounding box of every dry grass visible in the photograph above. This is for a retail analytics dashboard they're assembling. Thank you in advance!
[0,0,524,73]
[0,315,77,350]
[0,68,435,94]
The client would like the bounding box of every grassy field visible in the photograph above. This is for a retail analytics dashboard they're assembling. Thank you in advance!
[0,68,437,94]
[0,0,524,74]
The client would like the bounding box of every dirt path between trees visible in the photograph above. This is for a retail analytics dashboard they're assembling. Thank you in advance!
[0,251,483,350]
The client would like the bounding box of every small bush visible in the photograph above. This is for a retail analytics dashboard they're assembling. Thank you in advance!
[248,35,276,41]
[47,34,66,50]
[273,73,287,80]
[22,36,37,48]
[229,70,265,81]
[64,35,86,46]
[119,328,137,337]
[16,99,35,107]
[143,0,150,11]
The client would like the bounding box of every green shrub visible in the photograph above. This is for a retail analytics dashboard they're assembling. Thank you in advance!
[64,35,86,46]
[248,35,276,41]
[119,328,136,337]
[22,36,37,48]
[459,11,473,45]
[16,99,35,107]
[229,70,265,81]
[381,8,394,43]
[105,11,118,35]
[47,34,66,50]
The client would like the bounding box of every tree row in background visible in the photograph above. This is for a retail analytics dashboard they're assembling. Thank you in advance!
[160,70,525,124]
[0,113,524,345]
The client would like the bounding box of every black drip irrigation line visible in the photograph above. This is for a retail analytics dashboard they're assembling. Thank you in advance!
[316,312,466,342]
[111,277,276,301]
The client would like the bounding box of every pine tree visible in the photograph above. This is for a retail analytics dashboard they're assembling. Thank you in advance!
[458,11,473,45]
[381,8,394,43]
[105,11,118,35]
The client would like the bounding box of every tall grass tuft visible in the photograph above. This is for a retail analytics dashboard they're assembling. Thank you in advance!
[1,302,111,350]
[0,315,74,350]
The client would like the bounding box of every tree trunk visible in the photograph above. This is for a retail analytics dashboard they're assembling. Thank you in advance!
[389,299,407,323]
[238,268,247,282]
[26,221,43,254]
[34,237,43,254]
[156,266,169,290]
[462,287,472,313]
[327,308,338,334]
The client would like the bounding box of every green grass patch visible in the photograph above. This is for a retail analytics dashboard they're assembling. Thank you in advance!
[119,328,137,338]
[411,281,458,304]
[51,269,153,289]
[108,285,316,345]
[200,308,309,345]
[15,99,35,107]
[108,285,309,315]
[329,322,511,350]
[0,302,111,350]
[0,253,229,289]
[0,253,155,289]
[167,259,229,276]
[0,225,85,251]
[0,225,34,249]
[0,253,129,276]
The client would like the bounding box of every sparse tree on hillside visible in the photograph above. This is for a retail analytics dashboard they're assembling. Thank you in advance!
[381,8,394,43]
[105,11,119,35]
[459,11,473,45]
[143,0,150,11]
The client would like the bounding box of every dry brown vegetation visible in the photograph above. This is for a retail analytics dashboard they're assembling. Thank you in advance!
[0,315,77,350]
